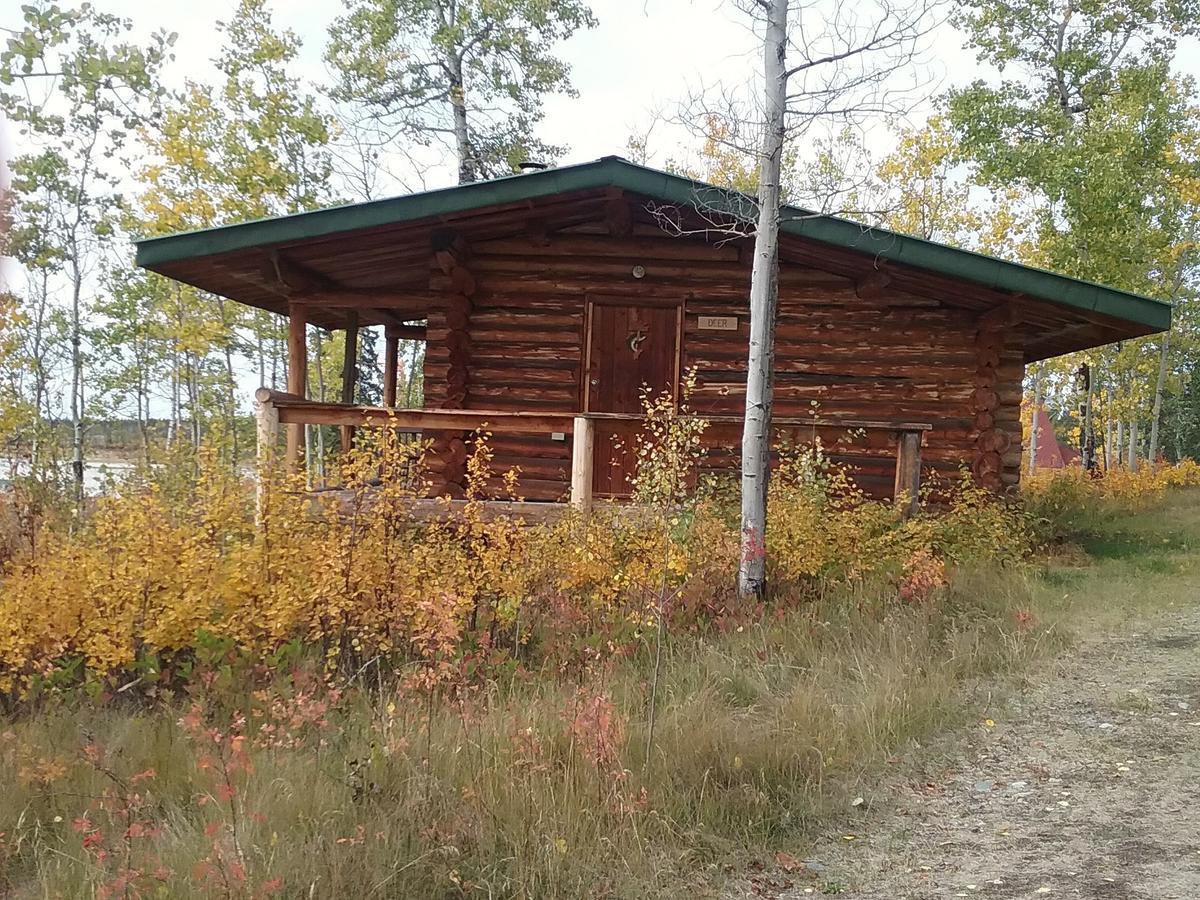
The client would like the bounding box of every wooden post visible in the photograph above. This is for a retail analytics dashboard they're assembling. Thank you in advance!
[340,311,359,451]
[286,303,308,470]
[431,233,475,496]
[894,429,922,518]
[254,387,279,523]
[971,303,1010,491]
[570,415,594,515]
[383,326,400,408]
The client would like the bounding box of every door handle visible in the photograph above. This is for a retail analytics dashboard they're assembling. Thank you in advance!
[590,378,600,386]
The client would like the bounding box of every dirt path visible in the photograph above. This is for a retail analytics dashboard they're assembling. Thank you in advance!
[763,604,1200,899]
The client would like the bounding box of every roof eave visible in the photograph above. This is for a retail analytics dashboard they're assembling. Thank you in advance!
[134,156,1171,335]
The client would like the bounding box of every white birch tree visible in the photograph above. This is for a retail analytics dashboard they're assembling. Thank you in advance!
[731,0,939,598]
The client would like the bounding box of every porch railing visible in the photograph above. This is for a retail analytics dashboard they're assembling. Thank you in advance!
[253,388,931,516]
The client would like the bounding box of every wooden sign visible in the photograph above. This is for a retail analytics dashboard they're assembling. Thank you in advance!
[698,315,738,331]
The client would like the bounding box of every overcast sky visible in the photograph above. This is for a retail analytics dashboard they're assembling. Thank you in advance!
[13,0,1200,207]
[5,1,1200,419]
[89,0,981,191]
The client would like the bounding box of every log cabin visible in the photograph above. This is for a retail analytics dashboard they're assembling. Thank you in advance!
[134,156,1170,508]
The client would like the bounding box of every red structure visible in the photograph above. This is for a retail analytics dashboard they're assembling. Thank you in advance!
[1030,406,1079,469]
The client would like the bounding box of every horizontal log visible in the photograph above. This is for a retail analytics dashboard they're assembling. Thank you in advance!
[468,310,584,328]
[688,358,981,381]
[686,381,974,400]
[472,235,742,262]
[271,402,575,433]
[258,391,932,435]
[687,322,976,347]
[470,366,581,386]
[291,290,438,312]
[429,274,748,300]
[454,328,582,346]
[385,324,427,341]
[427,356,578,376]
[471,384,579,404]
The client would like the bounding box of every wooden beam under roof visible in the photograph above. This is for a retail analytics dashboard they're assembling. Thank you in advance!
[1024,322,1107,359]
[264,250,337,293]
[289,290,439,314]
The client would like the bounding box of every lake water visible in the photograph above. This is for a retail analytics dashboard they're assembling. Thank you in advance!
[0,458,137,494]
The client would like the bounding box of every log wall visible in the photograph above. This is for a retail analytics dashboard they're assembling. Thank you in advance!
[421,222,1026,500]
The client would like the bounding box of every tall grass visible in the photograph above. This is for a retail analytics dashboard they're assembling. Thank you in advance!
[3,420,1199,897]
[0,565,1050,899]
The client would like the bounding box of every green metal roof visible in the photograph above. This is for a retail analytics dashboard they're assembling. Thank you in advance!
[134,155,1171,333]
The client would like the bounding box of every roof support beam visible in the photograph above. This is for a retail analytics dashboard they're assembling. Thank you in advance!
[286,302,308,471]
[340,311,359,450]
[290,291,437,314]
[265,250,337,293]
[383,329,399,408]
[386,323,427,341]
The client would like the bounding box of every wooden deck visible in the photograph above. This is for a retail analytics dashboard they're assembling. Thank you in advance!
[255,389,932,518]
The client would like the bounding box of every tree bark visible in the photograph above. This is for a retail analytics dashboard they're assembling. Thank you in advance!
[187,355,201,450]
[216,295,239,461]
[738,0,788,600]
[1103,418,1113,472]
[68,248,86,508]
[447,53,476,184]
[1028,368,1043,475]
[1149,331,1171,464]
[1082,363,1096,471]
[404,341,422,407]
[1128,419,1138,471]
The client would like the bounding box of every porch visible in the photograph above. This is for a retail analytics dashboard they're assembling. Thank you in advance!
[253,387,931,517]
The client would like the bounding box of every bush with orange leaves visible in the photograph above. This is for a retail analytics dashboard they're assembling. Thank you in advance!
[0,421,742,703]
[1021,459,1200,541]
[3,408,1195,706]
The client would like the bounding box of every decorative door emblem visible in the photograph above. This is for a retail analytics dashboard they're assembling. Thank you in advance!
[627,329,647,357]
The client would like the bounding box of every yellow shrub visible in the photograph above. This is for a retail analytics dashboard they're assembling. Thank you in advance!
[3,429,1191,702]
[1020,460,1200,541]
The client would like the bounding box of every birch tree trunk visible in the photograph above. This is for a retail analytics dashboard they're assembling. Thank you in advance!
[1115,420,1124,468]
[1149,331,1171,464]
[447,52,476,184]
[1083,363,1095,471]
[216,295,239,461]
[1128,420,1138,471]
[188,356,201,450]
[404,342,421,407]
[69,257,85,508]
[1028,369,1043,475]
[168,367,179,449]
[738,0,788,600]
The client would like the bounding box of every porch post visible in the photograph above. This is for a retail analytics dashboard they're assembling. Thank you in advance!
[383,326,400,408]
[340,310,359,451]
[894,429,922,518]
[286,302,308,470]
[570,415,595,515]
[253,387,278,522]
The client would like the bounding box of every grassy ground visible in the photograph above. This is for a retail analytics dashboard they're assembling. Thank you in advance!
[753,491,1200,898]
[2,493,1198,899]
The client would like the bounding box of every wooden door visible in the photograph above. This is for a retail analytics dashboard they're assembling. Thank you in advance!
[584,300,681,497]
